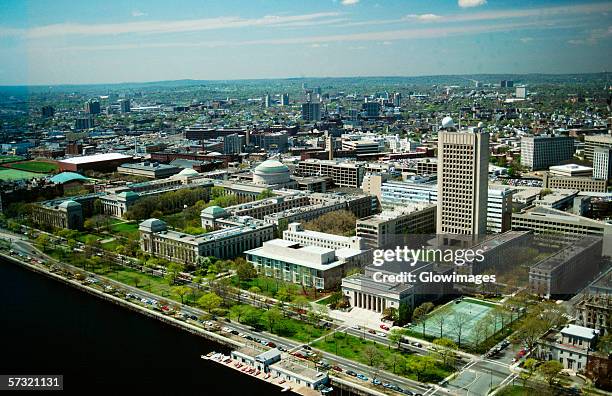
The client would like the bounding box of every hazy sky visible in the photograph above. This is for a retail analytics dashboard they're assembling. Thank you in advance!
[0,0,610,85]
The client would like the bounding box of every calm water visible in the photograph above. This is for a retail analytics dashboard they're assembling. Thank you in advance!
[0,259,294,395]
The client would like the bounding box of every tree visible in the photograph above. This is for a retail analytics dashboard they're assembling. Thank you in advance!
[388,328,405,350]
[236,260,257,283]
[263,307,283,332]
[383,307,398,322]
[406,355,436,381]
[132,275,142,288]
[172,285,191,304]
[362,345,383,368]
[303,210,357,236]
[520,358,538,387]
[450,311,471,347]
[165,262,185,285]
[293,296,309,313]
[256,189,275,200]
[35,234,50,252]
[242,306,261,327]
[398,302,412,325]
[597,333,612,354]
[430,306,450,338]
[413,302,435,337]
[233,305,250,323]
[197,292,222,313]
[514,318,548,351]
[432,338,458,366]
[538,360,563,386]
[275,288,292,304]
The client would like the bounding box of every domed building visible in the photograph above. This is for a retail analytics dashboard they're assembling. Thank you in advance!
[200,205,229,229]
[252,160,292,186]
[441,116,455,130]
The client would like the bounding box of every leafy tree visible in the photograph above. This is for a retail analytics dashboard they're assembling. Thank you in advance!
[256,189,275,200]
[362,345,383,368]
[293,295,309,313]
[165,262,185,285]
[413,302,434,337]
[263,307,283,332]
[197,292,222,313]
[172,285,191,304]
[388,328,405,350]
[520,358,538,387]
[35,234,50,252]
[303,210,357,236]
[450,311,471,347]
[275,288,292,304]
[597,333,612,354]
[432,338,458,366]
[236,259,257,283]
[242,306,261,327]
[538,360,563,386]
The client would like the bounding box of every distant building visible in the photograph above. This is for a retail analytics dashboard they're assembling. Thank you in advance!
[264,94,271,108]
[575,295,612,335]
[58,153,134,173]
[280,93,289,106]
[74,116,94,130]
[283,222,365,251]
[41,105,55,118]
[515,86,527,99]
[393,92,402,107]
[85,100,101,114]
[500,80,514,88]
[549,164,592,178]
[301,102,321,122]
[521,136,575,170]
[296,159,365,188]
[119,99,131,113]
[223,134,245,155]
[341,140,379,155]
[593,147,612,180]
[542,173,607,193]
[251,132,288,153]
[363,101,381,118]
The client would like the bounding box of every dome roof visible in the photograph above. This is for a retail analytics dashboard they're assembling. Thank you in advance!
[49,172,88,184]
[201,205,226,217]
[139,218,167,232]
[178,168,199,176]
[254,160,289,174]
[441,116,455,129]
[58,200,80,209]
[117,191,139,199]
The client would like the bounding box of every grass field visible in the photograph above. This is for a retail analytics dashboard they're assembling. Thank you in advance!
[9,160,58,173]
[110,222,140,239]
[0,155,24,163]
[0,168,44,181]
[312,332,453,382]
[232,275,327,302]
[407,298,508,347]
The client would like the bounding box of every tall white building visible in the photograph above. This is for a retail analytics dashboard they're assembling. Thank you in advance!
[437,127,489,236]
[593,147,612,180]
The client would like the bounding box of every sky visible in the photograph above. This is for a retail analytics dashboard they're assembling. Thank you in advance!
[0,0,610,85]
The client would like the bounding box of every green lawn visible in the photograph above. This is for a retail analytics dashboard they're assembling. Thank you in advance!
[76,233,105,243]
[0,168,43,181]
[10,161,58,173]
[110,222,140,239]
[496,385,532,396]
[101,239,122,252]
[0,155,24,163]
[312,332,453,382]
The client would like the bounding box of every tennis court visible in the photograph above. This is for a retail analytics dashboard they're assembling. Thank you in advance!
[409,298,506,346]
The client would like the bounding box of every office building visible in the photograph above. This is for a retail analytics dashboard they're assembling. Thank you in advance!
[575,295,612,335]
[542,172,607,193]
[515,86,527,99]
[75,116,94,130]
[585,135,612,161]
[119,99,131,113]
[301,101,321,122]
[116,161,181,179]
[341,140,379,155]
[251,132,288,153]
[280,93,289,106]
[520,136,575,170]
[593,147,612,180]
[246,238,369,290]
[85,100,101,114]
[529,235,602,298]
[363,101,381,118]
[549,164,592,178]
[283,222,365,251]
[437,127,489,236]
[139,216,274,264]
[223,133,245,155]
[393,92,402,107]
[296,159,365,188]
[356,204,436,249]
[58,153,134,172]
[264,94,271,108]
[41,105,55,118]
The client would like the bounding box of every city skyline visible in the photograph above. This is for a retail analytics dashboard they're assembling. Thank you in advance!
[0,0,611,85]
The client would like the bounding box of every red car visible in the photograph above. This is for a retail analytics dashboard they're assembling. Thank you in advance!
[380,324,389,331]
[332,366,343,372]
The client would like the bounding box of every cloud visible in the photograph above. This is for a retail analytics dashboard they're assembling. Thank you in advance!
[381,41,392,45]
[519,37,533,43]
[405,14,442,22]
[568,26,612,45]
[341,0,359,5]
[309,43,329,48]
[458,0,487,8]
[131,10,147,17]
[0,12,341,38]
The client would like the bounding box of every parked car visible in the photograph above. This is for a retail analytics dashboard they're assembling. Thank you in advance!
[346,370,357,377]
[380,324,390,331]
[332,366,342,372]
[356,374,368,381]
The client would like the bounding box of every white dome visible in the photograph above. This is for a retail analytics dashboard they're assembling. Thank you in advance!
[177,168,199,176]
[477,122,484,128]
[253,160,291,186]
[441,116,455,129]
